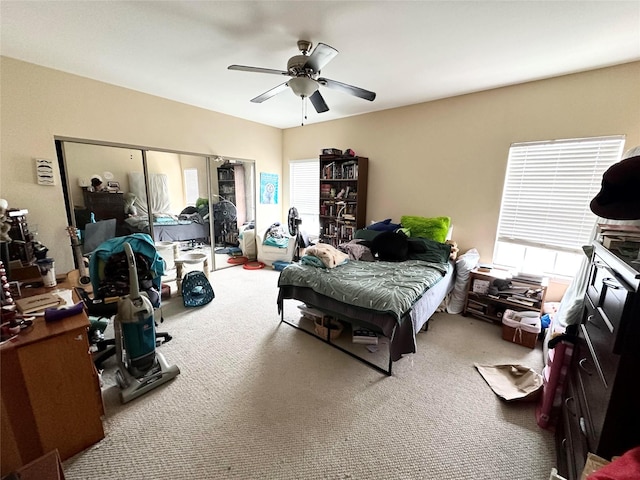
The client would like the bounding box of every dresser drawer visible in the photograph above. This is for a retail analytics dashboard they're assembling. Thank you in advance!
[575,329,611,451]
[561,374,588,479]
[587,257,611,309]
[583,296,620,388]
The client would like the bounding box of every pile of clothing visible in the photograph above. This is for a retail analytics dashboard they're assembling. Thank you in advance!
[301,243,349,269]
[262,222,290,248]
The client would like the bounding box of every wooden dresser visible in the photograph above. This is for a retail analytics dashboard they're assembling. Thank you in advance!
[83,190,125,225]
[1,288,104,476]
[555,241,640,479]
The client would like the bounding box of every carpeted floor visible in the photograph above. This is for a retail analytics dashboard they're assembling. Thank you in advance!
[64,265,556,479]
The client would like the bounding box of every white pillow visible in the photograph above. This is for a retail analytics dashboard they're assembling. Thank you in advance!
[446,248,480,314]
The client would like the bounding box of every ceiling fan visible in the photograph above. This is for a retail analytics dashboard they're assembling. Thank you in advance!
[228,40,376,115]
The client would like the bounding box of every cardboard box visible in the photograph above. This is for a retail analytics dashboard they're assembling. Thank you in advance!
[8,449,66,480]
[580,453,610,480]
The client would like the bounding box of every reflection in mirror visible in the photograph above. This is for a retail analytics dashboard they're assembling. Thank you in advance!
[59,141,257,275]
[211,157,256,270]
[61,142,144,250]
[143,152,212,274]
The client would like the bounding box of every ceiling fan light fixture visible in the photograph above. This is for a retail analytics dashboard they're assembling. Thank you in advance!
[288,77,318,98]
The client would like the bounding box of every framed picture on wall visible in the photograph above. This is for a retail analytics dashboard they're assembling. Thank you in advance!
[260,173,278,204]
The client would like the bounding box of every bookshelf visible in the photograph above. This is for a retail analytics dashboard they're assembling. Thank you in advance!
[462,269,547,323]
[319,155,368,247]
[217,165,237,205]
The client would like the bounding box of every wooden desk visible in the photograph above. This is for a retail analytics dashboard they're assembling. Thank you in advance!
[1,283,104,476]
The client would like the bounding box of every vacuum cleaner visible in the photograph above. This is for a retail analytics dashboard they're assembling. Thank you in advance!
[114,242,180,403]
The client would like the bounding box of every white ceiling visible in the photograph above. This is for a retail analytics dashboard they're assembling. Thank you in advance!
[2,1,639,129]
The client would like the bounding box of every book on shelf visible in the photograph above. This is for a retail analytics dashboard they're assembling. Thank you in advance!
[352,328,378,345]
[597,224,640,235]
[602,236,640,250]
[512,273,545,285]
[598,224,640,246]
[506,296,536,307]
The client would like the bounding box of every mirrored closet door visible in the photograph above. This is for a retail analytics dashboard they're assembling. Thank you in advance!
[211,157,256,270]
[57,140,256,273]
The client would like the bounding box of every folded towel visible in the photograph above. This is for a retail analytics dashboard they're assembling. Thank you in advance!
[301,255,326,268]
[305,243,349,269]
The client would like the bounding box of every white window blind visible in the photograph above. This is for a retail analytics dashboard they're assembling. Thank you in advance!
[497,136,625,253]
[290,159,319,236]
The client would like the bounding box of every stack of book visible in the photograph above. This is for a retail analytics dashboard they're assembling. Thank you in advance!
[505,295,537,307]
[512,273,545,285]
[597,224,640,258]
[352,327,378,345]
[496,284,544,307]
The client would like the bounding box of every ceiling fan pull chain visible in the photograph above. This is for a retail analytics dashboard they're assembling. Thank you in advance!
[301,96,308,126]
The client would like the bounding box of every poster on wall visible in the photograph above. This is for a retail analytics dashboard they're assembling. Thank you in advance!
[35,158,56,185]
[260,172,278,204]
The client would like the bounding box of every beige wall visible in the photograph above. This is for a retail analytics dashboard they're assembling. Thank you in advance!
[0,56,282,273]
[2,56,639,281]
[283,62,640,270]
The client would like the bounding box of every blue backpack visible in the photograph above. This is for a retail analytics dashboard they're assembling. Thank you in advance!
[181,271,215,307]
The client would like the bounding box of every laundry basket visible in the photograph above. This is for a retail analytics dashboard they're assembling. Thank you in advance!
[502,309,541,348]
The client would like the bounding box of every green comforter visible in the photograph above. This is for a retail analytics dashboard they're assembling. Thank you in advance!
[277,259,449,321]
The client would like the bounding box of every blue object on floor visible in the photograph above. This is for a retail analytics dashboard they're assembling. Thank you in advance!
[541,314,551,329]
[181,271,215,307]
[272,260,292,271]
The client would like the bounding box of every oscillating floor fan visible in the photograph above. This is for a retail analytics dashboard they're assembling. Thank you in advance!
[288,207,303,262]
[213,199,237,246]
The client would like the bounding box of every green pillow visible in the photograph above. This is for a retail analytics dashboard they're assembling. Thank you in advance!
[400,215,451,243]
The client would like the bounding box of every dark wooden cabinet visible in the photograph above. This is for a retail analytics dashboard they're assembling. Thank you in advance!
[319,155,368,246]
[83,191,125,225]
[556,241,640,478]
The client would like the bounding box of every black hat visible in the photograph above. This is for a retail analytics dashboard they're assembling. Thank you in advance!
[91,177,103,187]
[590,154,640,220]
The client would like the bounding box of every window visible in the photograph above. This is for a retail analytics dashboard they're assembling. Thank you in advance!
[183,168,199,206]
[290,159,319,238]
[494,135,625,277]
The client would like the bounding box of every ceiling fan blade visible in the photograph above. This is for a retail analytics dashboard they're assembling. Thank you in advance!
[304,43,338,72]
[318,77,376,101]
[309,90,329,113]
[250,82,289,103]
[228,65,289,76]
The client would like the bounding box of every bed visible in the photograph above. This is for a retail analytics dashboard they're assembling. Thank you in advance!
[124,215,210,242]
[277,230,456,375]
[123,172,210,243]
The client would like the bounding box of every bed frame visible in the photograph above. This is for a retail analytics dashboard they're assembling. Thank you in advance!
[277,261,456,375]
